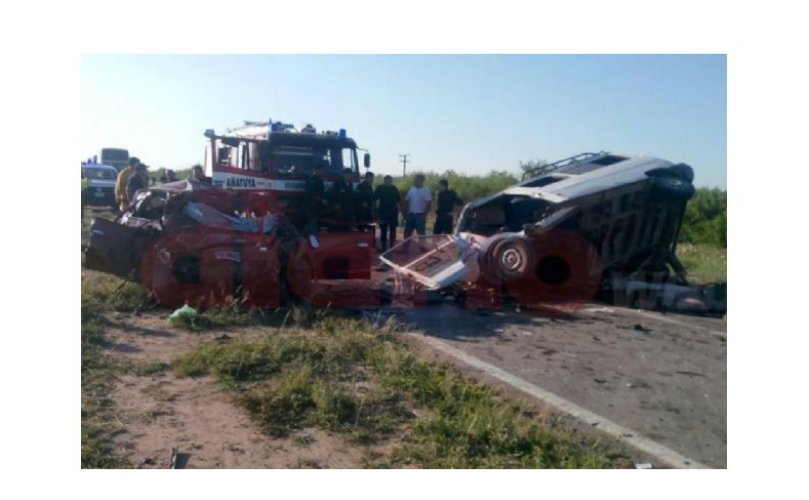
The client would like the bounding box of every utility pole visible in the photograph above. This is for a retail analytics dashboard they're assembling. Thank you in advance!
[399,154,410,177]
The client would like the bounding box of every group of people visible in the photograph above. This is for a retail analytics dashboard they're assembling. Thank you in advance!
[114,160,209,212]
[114,159,463,251]
[302,168,463,251]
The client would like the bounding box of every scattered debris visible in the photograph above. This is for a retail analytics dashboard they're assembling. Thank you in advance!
[169,447,189,469]
[581,307,616,314]
[633,324,652,333]
[168,304,198,324]
[635,463,653,469]
[594,379,607,384]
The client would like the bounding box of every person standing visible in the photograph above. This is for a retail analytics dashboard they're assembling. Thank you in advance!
[403,173,431,238]
[433,179,463,234]
[114,156,140,212]
[160,169,177,183]
[125,163,149,205]
[303,164,327,236]
[354,171,375,231]
[330,168,355,229]
[374,175,401,251]
[191,164,211,183]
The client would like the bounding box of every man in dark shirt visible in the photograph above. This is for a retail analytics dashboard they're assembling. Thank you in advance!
[160,169,177,183]
[354,171,375,231]
[433,179,463,234]
[374,175,401,251]
[191,164,212,184]
[329,167,355,230]
[125,163,149,205]
[303,164,326,235]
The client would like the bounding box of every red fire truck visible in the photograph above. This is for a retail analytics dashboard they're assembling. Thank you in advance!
[202,121,370,226]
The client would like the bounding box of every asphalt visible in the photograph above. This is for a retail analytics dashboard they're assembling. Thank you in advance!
[389,303,727,468]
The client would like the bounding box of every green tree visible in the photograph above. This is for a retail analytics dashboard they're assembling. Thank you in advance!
[391,170,519,202]
[519,159,550,179]
[679,188,727,247]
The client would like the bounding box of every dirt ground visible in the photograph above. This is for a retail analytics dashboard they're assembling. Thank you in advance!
[102,314,397,469]
[98,301,726,469]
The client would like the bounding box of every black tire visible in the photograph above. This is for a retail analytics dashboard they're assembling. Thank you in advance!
[479,235,536,281]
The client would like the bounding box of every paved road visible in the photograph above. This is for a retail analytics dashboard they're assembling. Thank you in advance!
[391,304,727,468]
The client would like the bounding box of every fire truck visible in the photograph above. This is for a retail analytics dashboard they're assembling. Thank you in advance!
[202,120,370,227]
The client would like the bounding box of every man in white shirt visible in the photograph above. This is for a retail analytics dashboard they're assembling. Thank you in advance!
[403,174,431,238]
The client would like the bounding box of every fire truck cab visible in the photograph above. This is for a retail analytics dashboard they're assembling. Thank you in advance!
[203,121,369,218]
[201,120,376,288]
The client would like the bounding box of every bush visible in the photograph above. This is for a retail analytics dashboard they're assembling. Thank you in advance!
[679,188,727,247]
[390,170,519,204]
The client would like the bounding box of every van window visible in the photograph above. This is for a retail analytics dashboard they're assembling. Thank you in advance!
[590,155,628,166]
[523,175,564,188]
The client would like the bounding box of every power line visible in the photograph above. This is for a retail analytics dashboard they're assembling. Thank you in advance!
[399,154,410,177]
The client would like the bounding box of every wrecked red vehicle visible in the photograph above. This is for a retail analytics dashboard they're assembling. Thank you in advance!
[84,179,375,309]
[84,150,725,315]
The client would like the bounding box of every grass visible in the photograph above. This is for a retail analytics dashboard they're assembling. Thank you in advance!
[81,306,128,468]
[81,205,161,468]
[175,316,632,468]
[677,243,727,285]
[81,271,152,313]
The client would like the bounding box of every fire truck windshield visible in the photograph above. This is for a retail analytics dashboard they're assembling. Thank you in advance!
[269,145,357,178]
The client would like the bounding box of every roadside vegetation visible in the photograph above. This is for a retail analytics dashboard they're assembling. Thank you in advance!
[676,188,726,284]
[679,188,726,248]
[82,207,163,467]
[81,305,128,467]
[82,255,633,468]
[676,243,727,285]
[81,257,155,467]
[175,316,632,468]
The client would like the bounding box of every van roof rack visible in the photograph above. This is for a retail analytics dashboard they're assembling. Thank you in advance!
[521,152,606,180]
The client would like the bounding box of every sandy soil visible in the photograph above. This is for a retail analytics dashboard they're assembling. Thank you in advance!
[97,302,726,469]
[102,314,375,469]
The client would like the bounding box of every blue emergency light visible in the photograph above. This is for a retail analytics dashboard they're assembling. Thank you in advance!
[339,128,346,139]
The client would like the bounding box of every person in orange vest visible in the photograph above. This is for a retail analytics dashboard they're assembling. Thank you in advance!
[114,156,140,211]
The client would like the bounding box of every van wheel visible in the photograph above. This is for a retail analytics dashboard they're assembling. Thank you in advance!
[480,235,536,281]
